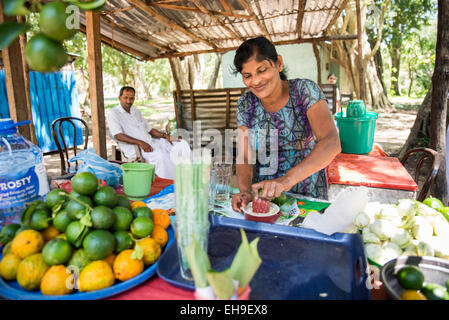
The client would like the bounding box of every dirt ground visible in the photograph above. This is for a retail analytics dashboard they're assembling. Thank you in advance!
[42,97,420,180]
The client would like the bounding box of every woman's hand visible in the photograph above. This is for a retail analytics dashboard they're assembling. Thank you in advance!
[251,178,289,201]
[231,191,253,212]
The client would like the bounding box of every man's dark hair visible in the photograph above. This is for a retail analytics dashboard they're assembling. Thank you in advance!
[119,86,135,96]
[233,36,287,80]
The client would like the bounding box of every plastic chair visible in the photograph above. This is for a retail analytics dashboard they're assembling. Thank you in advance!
[51,117,89,177]
[399,147,440,202]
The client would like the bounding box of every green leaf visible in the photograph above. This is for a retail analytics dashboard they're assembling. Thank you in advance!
[206,269,235,300]
[51,200,66,218]
[185,235,211,288]
[3,0,30,16]
[80,210,93,227]
[131,242,144,260]
[63,0,106,11]
[0,22,29,50]
[20,202,37,225]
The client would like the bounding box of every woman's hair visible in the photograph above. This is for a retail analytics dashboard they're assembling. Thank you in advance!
[327,73,337,79]
[233,36,287,80]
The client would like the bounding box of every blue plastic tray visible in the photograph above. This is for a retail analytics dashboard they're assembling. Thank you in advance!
[157,215,370,300]
[0,226,175,300]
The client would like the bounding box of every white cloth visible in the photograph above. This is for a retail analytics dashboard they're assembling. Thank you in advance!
[106,104,177,180]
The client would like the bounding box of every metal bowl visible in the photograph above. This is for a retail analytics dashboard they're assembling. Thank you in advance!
[380,255,449,300]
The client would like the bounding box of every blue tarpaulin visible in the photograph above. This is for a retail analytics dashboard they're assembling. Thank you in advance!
[0,70,82,153]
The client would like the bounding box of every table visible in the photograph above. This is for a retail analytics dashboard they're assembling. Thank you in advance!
[326,153,418,203]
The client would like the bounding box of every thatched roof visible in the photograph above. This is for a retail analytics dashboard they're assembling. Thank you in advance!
[79,0,352,60]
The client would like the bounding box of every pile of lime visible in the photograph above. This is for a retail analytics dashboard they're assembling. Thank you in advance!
[396,264,449,300]
[0,171,169,295]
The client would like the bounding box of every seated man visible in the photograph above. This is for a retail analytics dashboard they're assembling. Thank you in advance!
[107,86,179,180]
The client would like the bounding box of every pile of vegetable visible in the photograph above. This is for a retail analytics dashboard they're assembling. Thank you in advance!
[351,197,449,266]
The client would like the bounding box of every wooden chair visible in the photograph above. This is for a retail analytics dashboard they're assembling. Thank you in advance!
[319,83,338,114]
[111,143,144,163]
[51,116,89,177]
[399,147,440,202]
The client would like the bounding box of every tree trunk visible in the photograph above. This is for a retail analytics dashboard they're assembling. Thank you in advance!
[398,87,433,158]
[429,0,449,204]
[328,1,392,110]
[169,54,205,90]
[208,53,223,89]
[389,43,401,95]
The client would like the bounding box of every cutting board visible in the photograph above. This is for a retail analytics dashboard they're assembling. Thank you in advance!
[327,153,418,191]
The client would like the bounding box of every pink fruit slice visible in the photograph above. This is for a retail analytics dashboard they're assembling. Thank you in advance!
[252,198,270,213]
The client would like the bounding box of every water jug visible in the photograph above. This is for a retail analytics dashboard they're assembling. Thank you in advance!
[0,119,50,225]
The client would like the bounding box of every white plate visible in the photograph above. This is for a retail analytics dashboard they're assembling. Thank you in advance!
[242,201,280,217]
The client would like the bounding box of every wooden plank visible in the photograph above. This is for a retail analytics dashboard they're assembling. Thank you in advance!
[324,0,350,35]
[0,4,33,140]
[296,0,306,38]
[86,10,107,159]
[149,2,251,19]
[190,91,196,122]
[312,41,322,85]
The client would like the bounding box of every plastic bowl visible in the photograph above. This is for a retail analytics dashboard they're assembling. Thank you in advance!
[242,202,281,224]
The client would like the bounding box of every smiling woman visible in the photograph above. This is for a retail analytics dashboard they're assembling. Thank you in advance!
[231,36,341,213]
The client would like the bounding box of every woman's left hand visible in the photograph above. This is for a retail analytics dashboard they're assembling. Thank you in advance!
[251,178,288,201]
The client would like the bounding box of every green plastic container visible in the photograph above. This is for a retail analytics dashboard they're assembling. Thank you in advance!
[121,163,155,201]
[335,111,378,154]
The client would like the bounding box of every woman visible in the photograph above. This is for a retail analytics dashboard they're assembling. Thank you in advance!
[231,36,341,212]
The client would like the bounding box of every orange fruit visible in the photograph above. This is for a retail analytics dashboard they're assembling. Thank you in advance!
[103,253,116,267]
[400,290,427,300]
[40,265,73,295]
[151,225,168,248]
[78,260,115,292]
[11,230,45,259]
[41,225,60,242]
[0,253,22,281]
[138,237,161,266]
[16,253,49,290]
[113,249,144,281]
[130,201,147,211]
[152,209,170,229]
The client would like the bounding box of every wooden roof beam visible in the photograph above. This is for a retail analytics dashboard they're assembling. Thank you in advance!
[296,0,306,39]
[190,0,244,41]
[128,0,217,49]
[146,34,358,60]
[324,0,350,36]
[218,0,232,15]
[235,0,271,41]
[149,2,251,19]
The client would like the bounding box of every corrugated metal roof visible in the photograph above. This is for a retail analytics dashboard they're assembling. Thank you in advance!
[80,0,351,60]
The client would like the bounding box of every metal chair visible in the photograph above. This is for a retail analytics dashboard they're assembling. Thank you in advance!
[399,147,440,202]
[51,117,89,177]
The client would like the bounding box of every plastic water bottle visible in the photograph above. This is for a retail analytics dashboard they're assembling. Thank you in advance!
[0,118,50,226]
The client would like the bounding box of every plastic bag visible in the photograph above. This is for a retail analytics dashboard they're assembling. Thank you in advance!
[69,148,122,187]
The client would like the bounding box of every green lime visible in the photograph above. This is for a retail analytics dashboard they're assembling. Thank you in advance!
[397,265,425,290]
[133,206,153,219]
[39,1,77,41]
[66,221,90,248]
[117,194,131,209]
[52,210,73,232]
[71,172,99,195]
[90,205,116,230]
[46,189,68,209]
[0,223,20,244]
[421,283,449,300]
[423,197,444,212]
[112,206,133,231]
[93,186,118,208]
[70,191,83,199]
[34,202,51,213]
[66,195,93,220]
[82,230,116,261]
[446,278,449,292]
[113,230,134,253]
[25,33,68,72]
[29,209,51,231]
[130,217,154,239]
[67,248,92,273]
[42,238,73,265]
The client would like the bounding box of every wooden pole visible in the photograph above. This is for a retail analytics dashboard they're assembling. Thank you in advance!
[355,0,366,101]
[312,41,322,85]
[86,11,107,159]
[0,5,34,141]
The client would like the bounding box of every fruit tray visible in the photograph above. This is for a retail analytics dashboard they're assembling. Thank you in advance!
[0,226,175,300]
[157,215,371,300]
